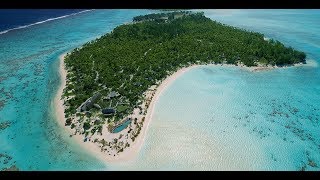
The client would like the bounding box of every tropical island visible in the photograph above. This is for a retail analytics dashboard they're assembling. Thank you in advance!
[57,11,306,160]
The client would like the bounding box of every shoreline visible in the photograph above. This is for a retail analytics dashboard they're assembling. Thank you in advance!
[0,10,93,36]
[54,53,310,164]
[53,53,200,164]
[54,53,118,163]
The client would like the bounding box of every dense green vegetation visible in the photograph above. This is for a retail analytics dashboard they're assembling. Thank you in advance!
[133,11,192,22]
[63,11,306,122]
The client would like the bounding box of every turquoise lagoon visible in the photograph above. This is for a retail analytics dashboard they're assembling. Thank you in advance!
[0,9,157,170]
[0,10,319,170]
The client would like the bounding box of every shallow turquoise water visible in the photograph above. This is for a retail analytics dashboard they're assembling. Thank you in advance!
[0,9,156,170]
[110,10,320,170]
[125,66,319,170]
[1,9,319,170]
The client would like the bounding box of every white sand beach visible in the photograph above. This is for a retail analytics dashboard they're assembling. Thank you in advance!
[54,53,310,164]
[53,53,200,164]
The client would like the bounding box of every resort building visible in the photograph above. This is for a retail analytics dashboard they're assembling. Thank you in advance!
[78,92,102,112]
[102,108,116,115]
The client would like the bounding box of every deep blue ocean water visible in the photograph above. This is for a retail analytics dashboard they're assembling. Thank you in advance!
[0,9,319,170]
[0,10,85,32]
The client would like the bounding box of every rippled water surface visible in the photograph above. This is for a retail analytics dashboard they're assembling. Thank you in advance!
[0,9,319,170]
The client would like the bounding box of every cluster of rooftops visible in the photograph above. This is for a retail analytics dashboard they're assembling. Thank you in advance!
[77,91,120,115]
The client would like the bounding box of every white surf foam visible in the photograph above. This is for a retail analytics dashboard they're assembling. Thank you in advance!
[0,9,93,35]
